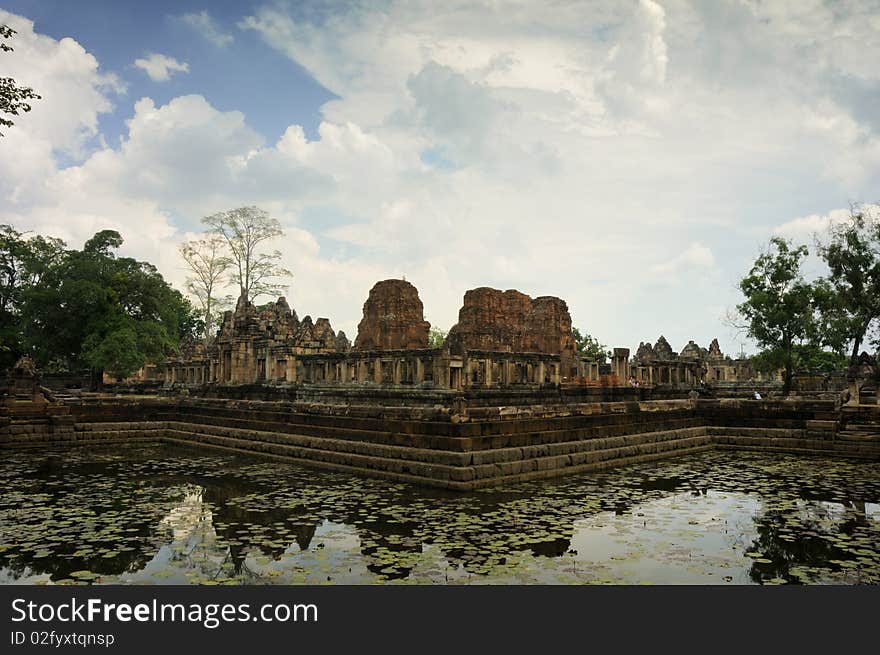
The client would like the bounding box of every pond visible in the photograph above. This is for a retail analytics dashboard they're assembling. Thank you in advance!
[1,445,878,585]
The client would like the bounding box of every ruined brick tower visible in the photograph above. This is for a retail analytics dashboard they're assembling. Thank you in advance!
[354,279,431,351]
[445,287,578,375]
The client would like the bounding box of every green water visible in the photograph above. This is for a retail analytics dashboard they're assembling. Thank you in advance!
[1,445,878,585]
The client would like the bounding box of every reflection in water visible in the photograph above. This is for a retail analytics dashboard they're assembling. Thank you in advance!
[0,446,878,585]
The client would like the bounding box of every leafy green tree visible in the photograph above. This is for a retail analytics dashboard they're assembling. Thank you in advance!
[0,225,65,369]
[19,229,197,387]
[750,345,846,377]
[427,326,447,348]
[82,328,143,381]
[814,204,880,364]
[202,206,291,303]
[1,25,41,137]
[572,327,610,363]
[737,237,817,395]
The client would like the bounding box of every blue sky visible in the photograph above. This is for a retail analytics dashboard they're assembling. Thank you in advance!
[2,0,334,148]
[1,1,878,352]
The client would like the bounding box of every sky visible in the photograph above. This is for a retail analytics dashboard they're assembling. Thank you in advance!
[1,0,879,356]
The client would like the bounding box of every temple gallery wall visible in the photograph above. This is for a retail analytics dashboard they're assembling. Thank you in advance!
[162,278,767,392]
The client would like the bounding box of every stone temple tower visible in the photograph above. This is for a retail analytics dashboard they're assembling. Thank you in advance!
[353,279,431,351]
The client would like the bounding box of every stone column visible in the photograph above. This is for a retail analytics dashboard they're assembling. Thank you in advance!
[612,348,630,383]
[435,358,448,388]
[414,357,424,383]
[374,358,383,384]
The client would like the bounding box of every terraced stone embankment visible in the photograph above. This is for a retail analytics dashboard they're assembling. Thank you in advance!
[2,396,877,489]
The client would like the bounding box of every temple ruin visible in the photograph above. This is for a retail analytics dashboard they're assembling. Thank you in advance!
[164,277,779,394]
[165,280,593,390]
[5,280,876,492]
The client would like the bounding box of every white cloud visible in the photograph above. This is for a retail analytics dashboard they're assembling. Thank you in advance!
[0,10,123,202]
[651,243,716,276]
[773,208,853,241]
[3,3,880,352]
[133,53,189,82]
[178,10,233,47]
[0,11,122,153]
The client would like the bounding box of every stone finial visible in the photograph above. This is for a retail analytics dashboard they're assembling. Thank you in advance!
[708,338,723,360]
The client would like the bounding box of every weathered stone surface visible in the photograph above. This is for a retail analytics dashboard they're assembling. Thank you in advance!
[708,338,723,360]
[653,336,674,360]
[335,331,351,352]
[680,340,702,360]
[354,279,430,351]
[445,287,578,373]
[446,288,532,353]
[6,397,875,491]
[635,342,655,363]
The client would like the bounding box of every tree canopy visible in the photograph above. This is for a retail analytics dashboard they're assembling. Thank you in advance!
[572,328,610,363]
[737,237,818,394]
[814,203,880,363]
[0,225,198,383]
[427,326,447,349]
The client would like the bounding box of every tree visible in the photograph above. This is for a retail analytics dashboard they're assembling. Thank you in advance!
[202,206,291,303]
[179,235,232,344]
[572,327,610,363]
[19,229,196,388]
[1,25,41,137]
[737,237,817,395]
[750,345,846,377]
[427,326,447,348]
[0,224,65,370]
[814,203,880,364]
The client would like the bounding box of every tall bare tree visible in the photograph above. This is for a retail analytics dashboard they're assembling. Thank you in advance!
[179,236,231,344]
[202,206,291,303]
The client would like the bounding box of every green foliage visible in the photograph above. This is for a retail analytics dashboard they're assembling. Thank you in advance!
[572,327,610,363]
[427,326,447,348]
[737,237,817,394]
[0,225,195,384]
[0,225,66,370]
[814,204,880,363]
[1,25,41,136]
[83,328,143,381]
[750,345,846,376]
